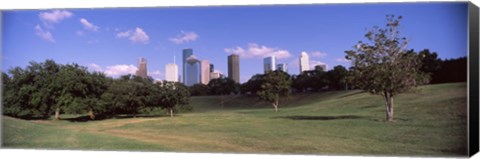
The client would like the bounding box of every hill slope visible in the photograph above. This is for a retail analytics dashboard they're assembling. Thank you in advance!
[2,83,467,156]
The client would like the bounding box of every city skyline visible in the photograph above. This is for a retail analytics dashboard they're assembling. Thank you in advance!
[2,3,468,83]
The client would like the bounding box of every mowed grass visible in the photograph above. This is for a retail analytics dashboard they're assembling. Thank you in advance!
[2,83,467,156]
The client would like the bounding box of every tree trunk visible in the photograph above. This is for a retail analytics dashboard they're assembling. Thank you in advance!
[54,107,60,120]
[384,93,394,122]
[170,108,173,117]
[88,108,95,120]
[272,97,279,112]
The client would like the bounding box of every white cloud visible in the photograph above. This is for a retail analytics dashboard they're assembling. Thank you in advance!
[34,25,55,43]
[87,63,137,77]
[79,18,99,31]
[224,43,291,59]
[39,10,73,28]
[116,27,150,44]
[87,63,103,72]
[149,70,164,81]
[104,64,138,77]
[116,30,131,38]
[169,31,199,44]
[310,51,327,58]
[336,57,351,63]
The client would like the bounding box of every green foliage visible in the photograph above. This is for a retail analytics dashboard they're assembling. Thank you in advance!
[3,83,467,155]
[257,70,292,111]
[292,68,329,92]
[241,74,265,95]
[208,77,238,95]
[345,15,428,121]
[152,81,191,117]
[2,59,193,120]
[326,65,349,90]
[188,84,210,96]
[345,15,428,97]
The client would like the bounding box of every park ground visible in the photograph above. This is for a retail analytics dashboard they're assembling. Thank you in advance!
[2,83,467,157]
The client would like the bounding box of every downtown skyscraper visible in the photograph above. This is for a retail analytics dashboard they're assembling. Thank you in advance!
[228,54,240,83]
[276,63,288,73]
[185,55,200,86]
[263,56,276,73]
[200,60,210,85]
[299,51,310,73]
[136,57,148,78]
[165,56,178,82]
[182,48,193,83]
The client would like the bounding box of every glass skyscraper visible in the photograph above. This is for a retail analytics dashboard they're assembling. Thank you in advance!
[263,56,276,73]
[182,48,193,83]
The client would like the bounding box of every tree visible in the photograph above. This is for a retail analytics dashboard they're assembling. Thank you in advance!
[345,15,428,122]
[189,84,210,96]
[326,65,349,90]
[241,74,265,95]
[154,81,190,117]
[208,77,237,107]
[292,68,328,92]
[257,70,292,112]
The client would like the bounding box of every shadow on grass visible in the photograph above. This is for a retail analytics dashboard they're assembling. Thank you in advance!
[275,115,363,121]
[62,114,169,122]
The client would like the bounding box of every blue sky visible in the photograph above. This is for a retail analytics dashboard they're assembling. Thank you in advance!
[2,2,468,83]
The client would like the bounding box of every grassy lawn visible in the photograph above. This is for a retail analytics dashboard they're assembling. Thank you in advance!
[2,83,467,157]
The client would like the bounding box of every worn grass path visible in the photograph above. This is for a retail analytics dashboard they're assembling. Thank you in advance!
[2,83,468,157]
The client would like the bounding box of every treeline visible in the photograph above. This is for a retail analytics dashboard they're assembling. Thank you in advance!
[2,49,466,119]
[2,60,191,120]
[189,49,466,96]
[417,49,467,84]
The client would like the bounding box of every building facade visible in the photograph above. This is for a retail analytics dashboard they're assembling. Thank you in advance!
[263,56,276,73]
[210,64,214,73]
[136,57,148,78]
[228,54,240,83]
[182,48,193,84]
[276,63,288,73]
[200,60,211,85]
[210,72,221,80]
[165,63,178,82]
[185,55,200,86]
[299,51,309,73]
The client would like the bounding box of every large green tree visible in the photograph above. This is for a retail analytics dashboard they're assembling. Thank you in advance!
[326,65,349,90]
[189,83,210,96]
[257,70,292,112]
[345,15,428,122]
[208,77,237,107]
[154,81,190,117]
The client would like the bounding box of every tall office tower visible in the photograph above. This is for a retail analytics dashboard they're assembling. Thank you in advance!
[276,63,288,73]
[263,55,276,73]
[314,64,328,72]
[182,48,193,83]
[210,64,214,73]
[136,57,148,78]
[299,51,310,73]
[185,55,201,86]
[165,56,178,82]
[200,60,211,85]
[228,54,240,83]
